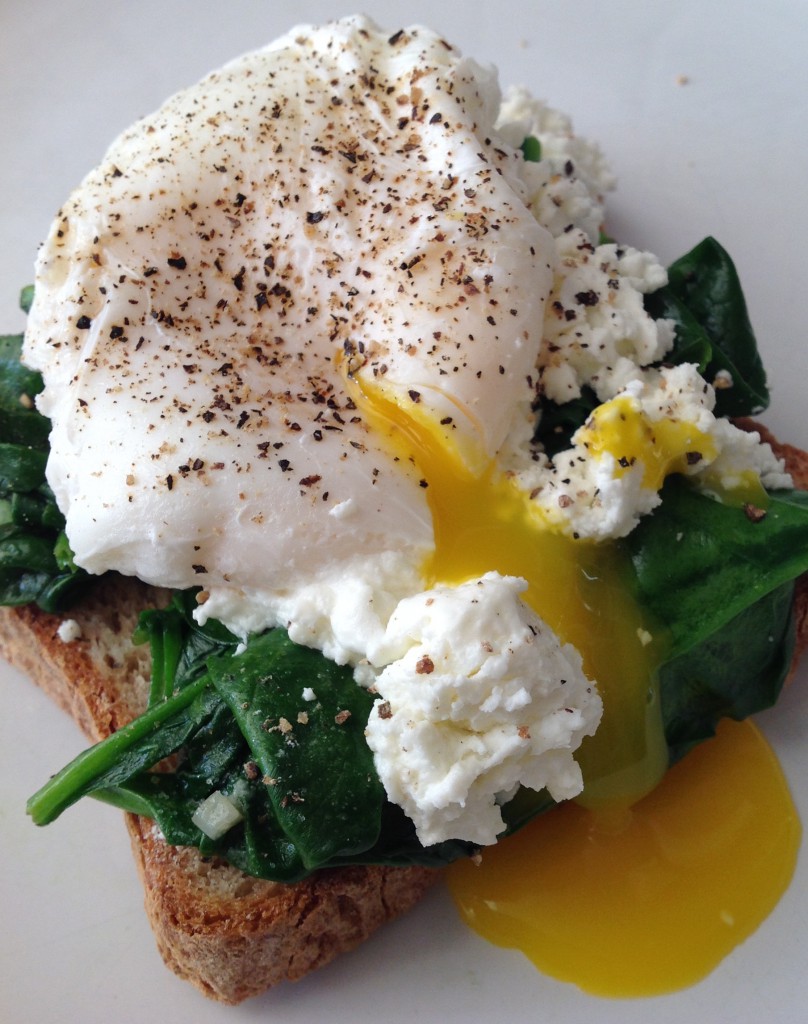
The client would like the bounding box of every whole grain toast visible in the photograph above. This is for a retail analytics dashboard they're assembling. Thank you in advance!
[0,424,805,1004]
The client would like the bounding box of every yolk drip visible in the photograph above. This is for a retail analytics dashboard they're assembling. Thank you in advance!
[576,395,718,491]
[352,378,800,995]
[447,718,800,997]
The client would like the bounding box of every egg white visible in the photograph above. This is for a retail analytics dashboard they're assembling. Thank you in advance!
[24,15,553,638]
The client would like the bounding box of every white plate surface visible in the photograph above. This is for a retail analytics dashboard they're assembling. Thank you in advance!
[1,3,806,1022]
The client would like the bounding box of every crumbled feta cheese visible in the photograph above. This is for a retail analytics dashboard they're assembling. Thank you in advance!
[517,364,791,540]
[364,573,602,846]
[706,418,793,493]
[57,619,82,643]
[497,85,616,214]
[540,231,675,405]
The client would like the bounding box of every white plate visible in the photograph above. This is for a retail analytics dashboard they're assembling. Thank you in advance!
[1,3,806,1022]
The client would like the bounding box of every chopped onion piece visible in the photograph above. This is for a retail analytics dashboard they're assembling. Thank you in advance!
[191,790,244,839]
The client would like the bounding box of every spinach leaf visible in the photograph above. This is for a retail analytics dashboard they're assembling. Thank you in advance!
[333,801,478,868]
[207,630,385,868]
[624,479,808,764]
[645,237,769,417]
[134,589,239,705]
[520,135,542,163]
[0,335,50,447]
[27,674,213,825]
[659,583,795,763]
[534,385,599,459]
[641,283,712,371]
[0,301,90,610]
[625,480,808,657]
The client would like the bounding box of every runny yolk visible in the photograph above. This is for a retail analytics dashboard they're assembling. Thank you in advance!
[352,380,800,996]
[447,718,800,997]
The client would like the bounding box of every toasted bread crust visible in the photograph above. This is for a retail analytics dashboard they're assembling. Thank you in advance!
[737,421,808,672]
[0,424,805,1003]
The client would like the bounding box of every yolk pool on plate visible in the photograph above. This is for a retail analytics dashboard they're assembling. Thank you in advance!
[355,379,800,995]
[447,719,800,997]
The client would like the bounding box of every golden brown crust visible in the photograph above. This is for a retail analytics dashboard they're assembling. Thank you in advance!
[127,815,436,1003]
[737,420,808,674]
[0,424,804,1002]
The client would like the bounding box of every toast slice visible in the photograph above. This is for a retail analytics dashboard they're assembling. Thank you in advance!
[0,423,805,1004]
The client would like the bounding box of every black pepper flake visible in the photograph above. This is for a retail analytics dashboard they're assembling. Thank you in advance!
[575,290,599,307]
[388,28,405,45]
[299,474,322,487]
[234,192,247,207]
[685,451,703,465]
[278,459,291,472]
[232,267,245,291]
[76,315,92,330]
[256,291,269,311]
[192,564,208,574]
[202,410,215,423]
[429,111,443,124]
[743,503,768,523]
[109,325,124,340]
[166,474,174,491]
[408,389,421,403]
[306,211,325,224]
[167,255,187,270]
